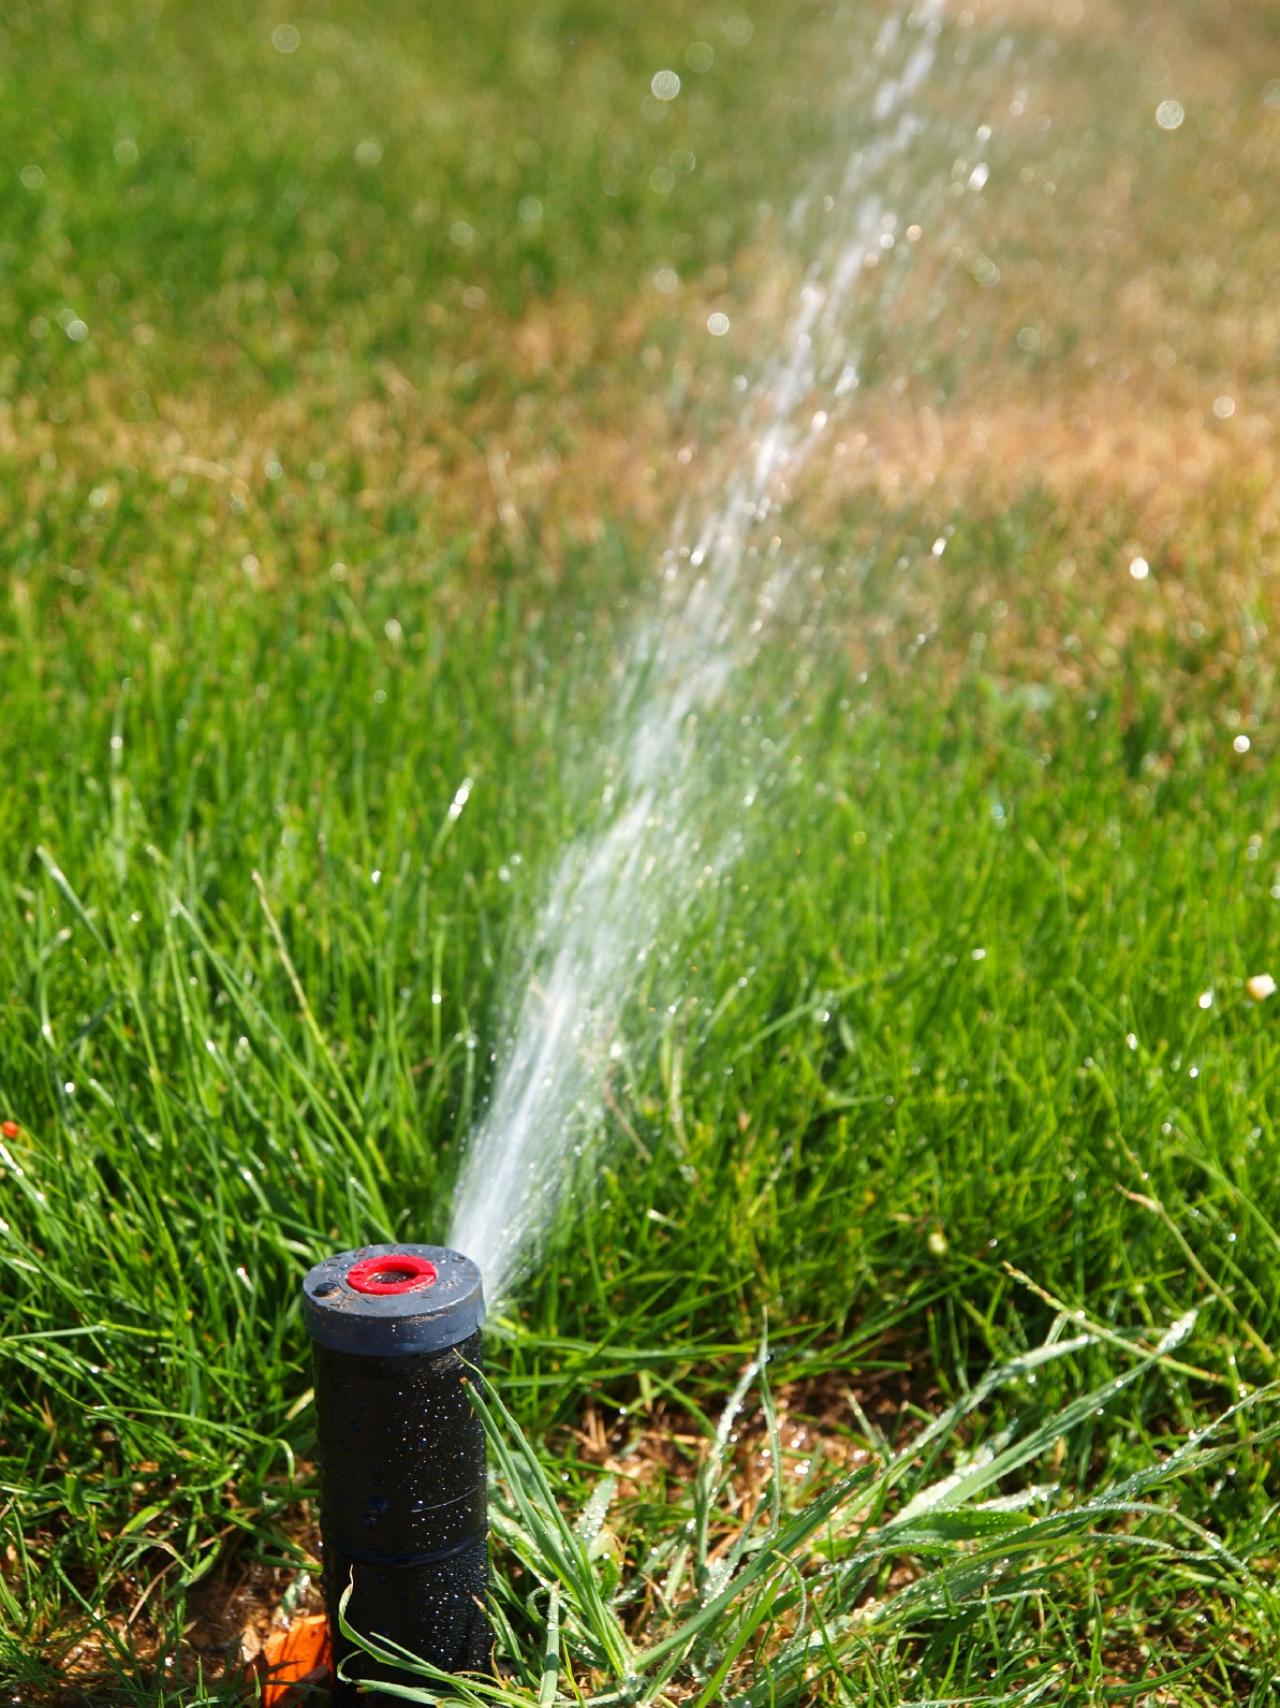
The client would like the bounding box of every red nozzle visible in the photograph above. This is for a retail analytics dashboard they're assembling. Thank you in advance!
[346,1253,439,1296]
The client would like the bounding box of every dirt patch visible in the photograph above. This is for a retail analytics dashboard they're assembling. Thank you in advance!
[184,1537,325,1680]
[18,1502,323,1706]
[569,1360,930,1534]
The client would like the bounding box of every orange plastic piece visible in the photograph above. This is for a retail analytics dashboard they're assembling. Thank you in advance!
[259,1614,332,1706]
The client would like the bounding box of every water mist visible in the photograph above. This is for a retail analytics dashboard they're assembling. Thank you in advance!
[305,2,1039,1689]
[451,0,1023,1300]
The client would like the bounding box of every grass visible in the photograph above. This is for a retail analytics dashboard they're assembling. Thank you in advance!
[2,0,1280,1702]
[346,1321,1279,1705]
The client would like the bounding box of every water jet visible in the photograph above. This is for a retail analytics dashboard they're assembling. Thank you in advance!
[302,1244,490,1699]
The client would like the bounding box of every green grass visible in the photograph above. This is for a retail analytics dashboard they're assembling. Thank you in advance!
[3,0,1280,1703]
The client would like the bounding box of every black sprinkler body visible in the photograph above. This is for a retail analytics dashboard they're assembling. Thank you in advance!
[303,1244,490,1699]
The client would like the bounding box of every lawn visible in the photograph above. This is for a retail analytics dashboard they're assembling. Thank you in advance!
[2,0,1279,1702]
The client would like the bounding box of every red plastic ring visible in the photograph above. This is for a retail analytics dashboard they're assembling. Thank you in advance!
[346,1253,439,1296]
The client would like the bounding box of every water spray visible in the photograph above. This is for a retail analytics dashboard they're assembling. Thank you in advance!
[302,1244,490,1698]
[447,0,968,1303]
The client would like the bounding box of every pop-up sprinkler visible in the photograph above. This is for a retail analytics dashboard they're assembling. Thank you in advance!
[302,1244,490,1700]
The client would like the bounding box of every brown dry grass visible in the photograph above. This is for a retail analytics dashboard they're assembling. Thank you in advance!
[6,3,1278,580]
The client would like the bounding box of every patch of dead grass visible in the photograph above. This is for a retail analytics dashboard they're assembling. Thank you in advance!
[6,1,1279,579]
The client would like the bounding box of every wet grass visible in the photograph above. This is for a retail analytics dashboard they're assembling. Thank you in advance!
[2,0,1280,1702]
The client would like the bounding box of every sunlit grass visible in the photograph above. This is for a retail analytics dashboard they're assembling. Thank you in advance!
[2,0,1280,1701]
[345,1313,1280,1704]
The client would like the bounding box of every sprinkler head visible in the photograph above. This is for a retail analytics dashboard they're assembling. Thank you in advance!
[303,1244,490,1700]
